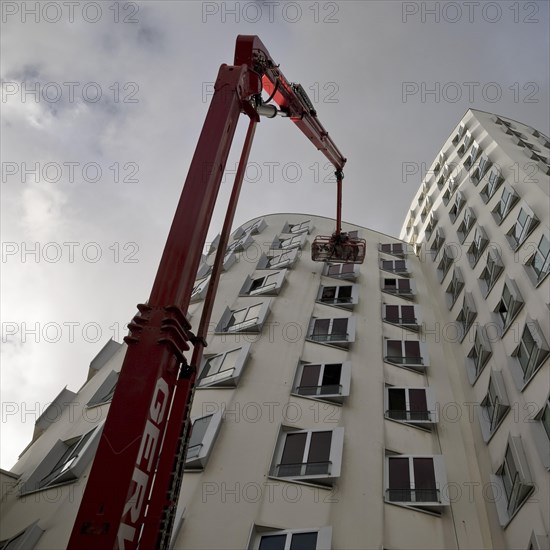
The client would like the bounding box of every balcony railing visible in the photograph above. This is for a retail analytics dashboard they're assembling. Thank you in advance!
[386,487,440,503]
[296,384,342,396]
[186,443,204,460]
[225,316,260,332]
[385,355,424,366]
[320,296,352,305]
[384,316,418,326]
[505,471,521,514]
[383,265,409,274]
[383,287,413,296]
[271,461,332,477]
[199,368,235,387]
[386,410,432,422]
[249,282,277,296]
[309,332,348,343]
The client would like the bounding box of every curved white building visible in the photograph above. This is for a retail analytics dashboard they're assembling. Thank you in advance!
[1,110,548,550]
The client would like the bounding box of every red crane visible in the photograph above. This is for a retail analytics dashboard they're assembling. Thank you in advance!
[68,35,365,550]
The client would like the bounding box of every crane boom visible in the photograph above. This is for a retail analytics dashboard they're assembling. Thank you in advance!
[67,35,360,550]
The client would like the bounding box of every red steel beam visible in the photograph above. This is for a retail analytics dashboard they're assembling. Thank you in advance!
[138,117,259,549]
[67,62,261,550]
[235,35,346,172]
[68,34,346,550]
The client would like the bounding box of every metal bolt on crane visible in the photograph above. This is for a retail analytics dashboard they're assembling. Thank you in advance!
[67,35,365,550]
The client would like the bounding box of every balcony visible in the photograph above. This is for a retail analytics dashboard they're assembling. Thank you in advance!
[271,461,332,477]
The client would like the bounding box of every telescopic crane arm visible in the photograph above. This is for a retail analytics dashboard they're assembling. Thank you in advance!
[68,35,363,550]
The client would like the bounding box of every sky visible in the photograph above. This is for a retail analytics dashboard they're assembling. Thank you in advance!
[1,0,549,469]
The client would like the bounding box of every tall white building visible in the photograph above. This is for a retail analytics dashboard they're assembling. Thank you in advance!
[1,110,548,550]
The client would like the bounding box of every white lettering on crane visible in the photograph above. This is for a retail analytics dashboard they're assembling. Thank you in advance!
[117,376,170,548]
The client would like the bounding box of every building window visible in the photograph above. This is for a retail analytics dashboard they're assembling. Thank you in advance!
[528,531,550,550]
[273,233,307,251]
[249,526,332,550]
[323,262,357,281]
[216,301,271,333]
[385,387,437,424]
[492,437,535,525]
[196,260,211,280]
[317,284,358,309]
[0,522,44,549]
[385,454,449,507]
[241,271,286,297]
[435,151,445,173]
[87,371,119,407]
[384,339,427,370]
[452,123,466,145]
[524,233,550,285]
[457,131,471,155]
[463,141,480,169]
[292,361,351,403]
[532,398,550,469]
[479,247,504,298]
[270,428,344,485]
[222,250,237,271]
[506,204,539,250]
[480,169,504,203]
[466,326,492,384]
[380,259,409,276]
[456,293,477,342]
[429,227,445,257]
[405,214,414,232]
[478,370,510,441]
[380,242,407,257]
[511,319,550,389]
[383,304,419,331]
[491,186,519,225]
[20,425,103,494]
[185,412,223,470]
[420,183,430,199]
[307,317,356,348]
[382,277,414,299]
[449,191,466,223]
[191,275,210,303]
[494,277,524,334]
[227,233,254,253]
[242,217,267,236]
[540,400,550,441]
[466,226,489,268]
[445,267,464,309]
[257,249,299,270]
[197,344,251,388]
[207,234,221,255]
[282,220,313,235]
[442,177,458,206]
[470,154,493,185]
[420,199,431,222]
[457,207,476,243]
[493,116,512,127]
[424,213,438,240]
[437,244,456,282]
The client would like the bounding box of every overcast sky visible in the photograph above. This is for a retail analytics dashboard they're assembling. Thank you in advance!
[1,0,549,469]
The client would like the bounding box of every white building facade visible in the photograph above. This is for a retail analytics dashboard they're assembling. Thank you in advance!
[1,110,548,550]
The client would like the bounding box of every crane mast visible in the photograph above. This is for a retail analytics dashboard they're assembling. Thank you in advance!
[68,35,364,550]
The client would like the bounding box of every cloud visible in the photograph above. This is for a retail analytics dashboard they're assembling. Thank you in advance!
[1,0,549,469]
